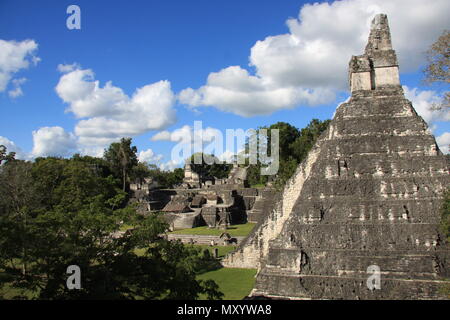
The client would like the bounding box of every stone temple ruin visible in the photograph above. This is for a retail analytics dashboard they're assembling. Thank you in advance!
[130,162,275,231]
[182,163,249,189]
[162,163,277,230]
[223,14,450,299]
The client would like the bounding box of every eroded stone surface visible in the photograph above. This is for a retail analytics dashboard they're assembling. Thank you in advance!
[227,14,449,299]
[349,13,400,92]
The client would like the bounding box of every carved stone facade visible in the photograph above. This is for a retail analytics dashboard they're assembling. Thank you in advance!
[224,14,449,299]
[349,14,400,92]
[157,163,265,230]
[182,163,201,188]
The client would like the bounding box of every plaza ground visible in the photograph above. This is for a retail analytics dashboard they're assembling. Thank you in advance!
[170,223,256,237]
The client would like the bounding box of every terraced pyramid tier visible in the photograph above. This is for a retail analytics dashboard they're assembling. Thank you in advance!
[249,14,449,299]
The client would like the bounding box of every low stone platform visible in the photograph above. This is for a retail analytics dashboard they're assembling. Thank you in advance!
[167,234,245,246]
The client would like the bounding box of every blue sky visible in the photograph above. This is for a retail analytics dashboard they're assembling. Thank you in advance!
[1,0,449,169]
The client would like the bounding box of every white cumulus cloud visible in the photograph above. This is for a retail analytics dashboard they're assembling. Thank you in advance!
[404,86,450,129]
[179,0,450,117]
[403,86,449,154]
[31,126,77,158]
[179,66,335,117]
[217,150,237,163]
[57,63,80,73]
[436,132,450,154]
[0,39,40,96]
[55,64,177,149]
[158,159,180,172]
[138,148,163,164]
[151,124,221,145]
[0,136,28,160]
[151,124,226,166]
[8,77,27,98]
[77,146,105,158]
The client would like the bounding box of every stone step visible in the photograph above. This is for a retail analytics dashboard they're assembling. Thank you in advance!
[167,234,245,246]
[247,190,277,223]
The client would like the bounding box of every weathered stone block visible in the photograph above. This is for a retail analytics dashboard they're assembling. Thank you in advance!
[225,14,450,300]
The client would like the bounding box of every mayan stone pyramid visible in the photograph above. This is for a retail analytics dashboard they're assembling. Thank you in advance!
[230,14,450,299]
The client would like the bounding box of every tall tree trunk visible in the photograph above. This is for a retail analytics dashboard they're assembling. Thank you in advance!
[122,167,126,192]
[119,143,128,192]
[22,209,27,276]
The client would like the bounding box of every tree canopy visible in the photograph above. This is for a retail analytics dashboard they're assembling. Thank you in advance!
[246,119,330,189]
[187,153,232,180]
[0,119,331,299]
[104,138,138,191]
[0,148,222,300]
[0,144,16,165]
[424,29,449,109]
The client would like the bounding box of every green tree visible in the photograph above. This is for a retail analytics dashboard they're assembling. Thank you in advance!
[246,163,268,187]
[139,165,184,189]
[104,138,138,192]
[131,162,152,182]
[423,30,449,109]
[266,122,300,161]
[188,153,232,180]
[0,159,35,278]
[245,119,330,189]
[0,157,222,300]
[290,119,331,162]
[72,154,115,179]
[0,145,16,165]
[165,167,184,188]
[276,119,330,189]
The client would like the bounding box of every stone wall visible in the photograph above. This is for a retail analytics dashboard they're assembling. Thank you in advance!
[167,234,245,246]
[247,14,450,300]
[251,86,450,300]
[222,141,323,269]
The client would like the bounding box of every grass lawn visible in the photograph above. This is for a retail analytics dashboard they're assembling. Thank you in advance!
[170,223,256,237]
[1,260,256,300]
[197,268,257,300]
[0,283,37,300]
[0,270,37,299]
[119,224,134,231]
[250,183,266,189]
[134,247,147,256]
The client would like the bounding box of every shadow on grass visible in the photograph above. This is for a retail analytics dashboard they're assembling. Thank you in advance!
[195,248,226,274]
[196,267,258,300]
